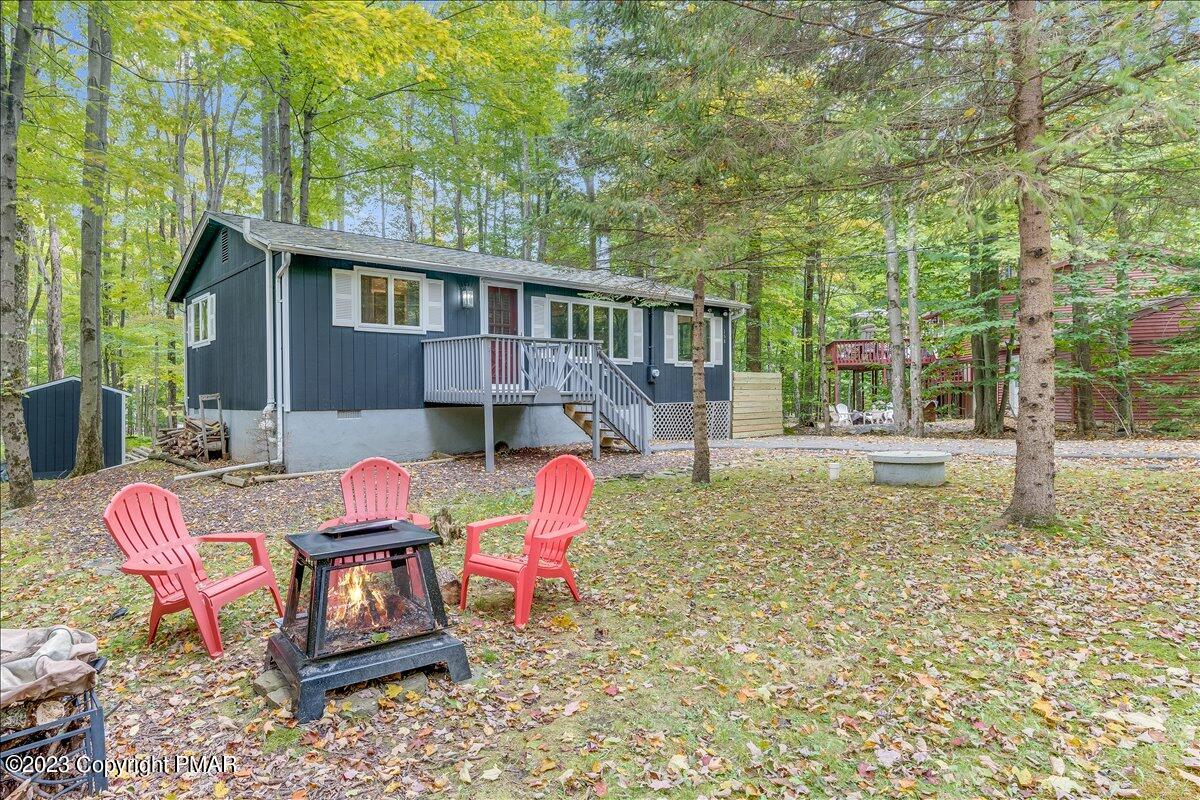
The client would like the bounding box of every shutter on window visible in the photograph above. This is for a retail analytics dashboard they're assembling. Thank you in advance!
[711,314,723,365]
[425,278,445,331]
[630,307,644,362]
[185,302,192,346]
[207,296,216,342]
[530,296,548,338]
[663,311,676,365]
[331,269,356,326]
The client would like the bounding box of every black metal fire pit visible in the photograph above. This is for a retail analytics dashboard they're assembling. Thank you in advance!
[267,520,470,722]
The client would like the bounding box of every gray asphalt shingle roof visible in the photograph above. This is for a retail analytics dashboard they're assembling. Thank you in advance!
[199,212,746,309]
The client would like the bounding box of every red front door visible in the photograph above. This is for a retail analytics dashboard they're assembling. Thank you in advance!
[487,285,519,335]
[487,285,520,385]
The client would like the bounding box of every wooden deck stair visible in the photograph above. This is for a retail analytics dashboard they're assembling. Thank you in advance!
[563,403,635,451]
[422,335,654,470]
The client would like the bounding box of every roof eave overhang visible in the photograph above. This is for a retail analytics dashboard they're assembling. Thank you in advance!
[248,239,749,310]
[167,214,749,310]
[166,211,222,303]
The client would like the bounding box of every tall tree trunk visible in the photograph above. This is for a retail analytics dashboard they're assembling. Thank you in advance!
[584,171,597,269]
[336,181,345,231]
[261,85,277,221]
[1005,0,1056,524]
[536,186,551,262]
[745,231,763,372]
[801,248,815,423]
[1068,228,1094,436]
[0,7,35,504]
[46,217,64,380]
[519,135,532,261]
[817,267,831,435]
[790,324,802,424]
[380,175,388,237]
[476,181,487,253]
[73,5,112,477]
[172,59,192,245]
[905,201,923,435]
[278,92,293,223]
[969,234,985,431]
[691,271,710,484]
[881,185,908,433]
[1111,232,1135,437]
[430,179,438,241]
[979,207,1002,436]
[403,101,417,241]
[449,107,465,249]
[298,107,313,225]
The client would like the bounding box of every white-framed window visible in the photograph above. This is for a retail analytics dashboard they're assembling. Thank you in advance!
[664,311,723,367]
[532,294,643,364]
[187,293,215,348]
[330,266,444,333]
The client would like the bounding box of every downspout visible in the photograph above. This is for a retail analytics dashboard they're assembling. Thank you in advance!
[274,252,292,466]
[243,219,287,467]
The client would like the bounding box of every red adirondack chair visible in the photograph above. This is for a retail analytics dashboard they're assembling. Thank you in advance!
[103,482,284,659]
[460,454,594,628]
[318,457,431,532]
[317,458,431,593]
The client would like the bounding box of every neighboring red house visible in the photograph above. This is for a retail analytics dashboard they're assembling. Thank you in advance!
[990,260,1198,426]
[824,259,1198,427]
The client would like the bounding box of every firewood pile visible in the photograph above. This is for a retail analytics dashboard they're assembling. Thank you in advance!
[155,418,226,460]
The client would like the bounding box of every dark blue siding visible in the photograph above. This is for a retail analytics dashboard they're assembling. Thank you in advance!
[21,378,124,479]
[288,256,478,411]
[184,229,267,410]
[285,255,731,411]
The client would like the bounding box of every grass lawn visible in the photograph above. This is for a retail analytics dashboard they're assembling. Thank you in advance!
[2,453,1198,799]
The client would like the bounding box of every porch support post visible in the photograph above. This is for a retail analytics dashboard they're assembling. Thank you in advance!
[481,338,495,473]
[590,343,601,462]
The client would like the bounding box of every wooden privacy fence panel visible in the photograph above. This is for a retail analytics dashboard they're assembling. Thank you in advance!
[732,372,784,439]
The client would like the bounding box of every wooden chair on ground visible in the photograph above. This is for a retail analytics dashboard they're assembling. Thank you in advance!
[103,483,283,659]
[460,454,594,628]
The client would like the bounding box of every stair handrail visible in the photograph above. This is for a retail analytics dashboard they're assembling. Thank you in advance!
[595,350,653,405]
[590,349,653,453]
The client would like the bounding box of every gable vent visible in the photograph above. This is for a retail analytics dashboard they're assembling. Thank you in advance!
[220,229,229,262]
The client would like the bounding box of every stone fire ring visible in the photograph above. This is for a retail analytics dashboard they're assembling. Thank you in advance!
[866,450,950,487]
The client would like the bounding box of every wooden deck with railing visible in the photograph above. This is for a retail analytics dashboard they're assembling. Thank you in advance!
[422,335,653,469]
[825,339,937,370]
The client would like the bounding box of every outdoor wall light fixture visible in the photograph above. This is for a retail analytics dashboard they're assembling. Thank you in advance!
[460,284,476,309]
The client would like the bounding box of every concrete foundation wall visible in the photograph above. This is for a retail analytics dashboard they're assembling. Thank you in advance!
[187,407,271,463]
[281,405,589,472]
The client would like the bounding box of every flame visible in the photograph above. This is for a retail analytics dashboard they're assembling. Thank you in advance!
[329,566,391,629]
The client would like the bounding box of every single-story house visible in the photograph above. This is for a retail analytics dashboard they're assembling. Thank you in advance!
[167,213,747,472]
[20,376,127,479]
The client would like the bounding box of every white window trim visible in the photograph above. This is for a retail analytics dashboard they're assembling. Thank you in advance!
[479,279,525,337]
[187,293,215,348]
[545,294,637,364]
[353,265,426,334]
[674,311,717,368]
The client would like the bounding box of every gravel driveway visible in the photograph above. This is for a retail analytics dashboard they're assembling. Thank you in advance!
[654,433,1200,460]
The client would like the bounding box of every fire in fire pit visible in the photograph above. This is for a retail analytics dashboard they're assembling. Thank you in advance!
[268,520,470,721]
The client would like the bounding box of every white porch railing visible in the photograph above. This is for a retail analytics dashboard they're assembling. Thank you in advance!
[422,335,653,466]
